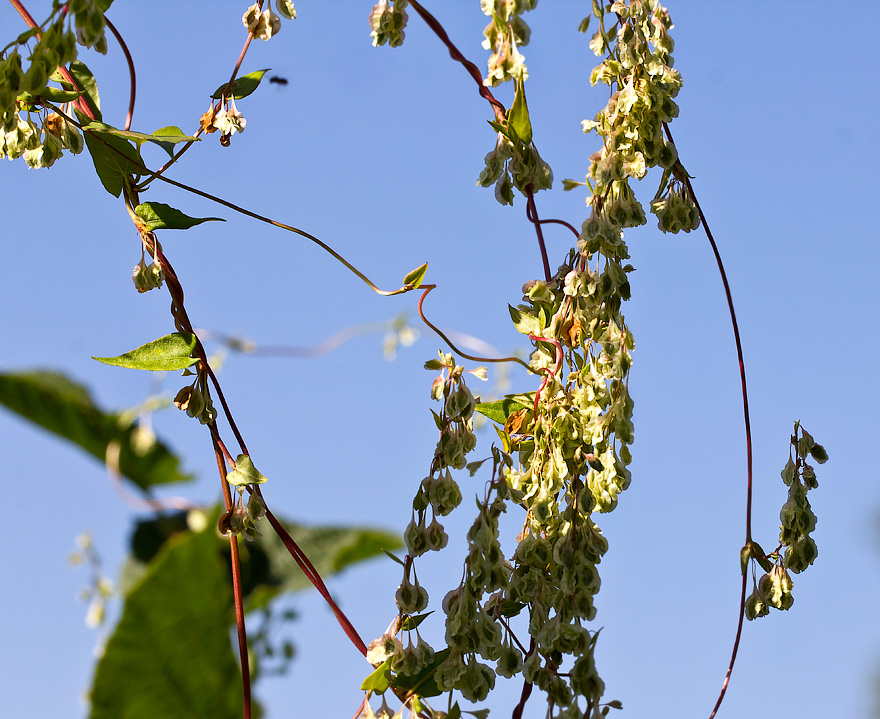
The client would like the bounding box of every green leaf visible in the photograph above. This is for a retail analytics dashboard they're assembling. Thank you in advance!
[400,611,433,631]
[82,125,142,197]
[92,332,199,371]
[392,648,450,698]
[508,304,541,336]
[225,453,268,487]
[465,458,490,476]
[383,549,406,566]
[148,125,198,157]
[474,397,530,424]
[447,703,462,719]
[498,600,527,617]
[809,443,828,464]
[83,122,198,155]
[423,359,445,370]
[0,371,193,491]
[38,86,85,103]
[89,529,243,719]
[134,202,224,231]
[509,79,532,145]
[403,262,428,289]
[60,60,101,120]
[211,69,271,100]
[361,658,393,693]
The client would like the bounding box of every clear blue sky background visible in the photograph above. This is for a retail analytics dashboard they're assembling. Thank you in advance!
[2,2,878,718]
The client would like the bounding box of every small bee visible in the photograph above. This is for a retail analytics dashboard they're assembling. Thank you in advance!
[269,76,289,86]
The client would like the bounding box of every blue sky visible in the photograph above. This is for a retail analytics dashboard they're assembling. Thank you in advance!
[1,2,879,718]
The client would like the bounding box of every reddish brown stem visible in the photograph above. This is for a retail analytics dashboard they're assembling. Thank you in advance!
[416,285,534,373]
[103,16,136,131]
[661,123,753,719]
[408,0,506,123]
[511,638,536,719]
[261,501,368,656]
[212,430,252,719]
[526,188,553,281]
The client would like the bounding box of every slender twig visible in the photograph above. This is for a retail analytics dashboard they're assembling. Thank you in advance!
[260,500,368,656]
[102,17,136,130]
[408,0,506,123]
[511,638,536,719]
[146,171,418,297]
[212,429,252,719]
[417,285,535,373]
[525,187,552,281]
[532,216,580,239]
[661,123,753,719]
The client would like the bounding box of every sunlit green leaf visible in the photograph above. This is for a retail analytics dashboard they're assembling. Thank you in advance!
[225,454,268,486]
[400,611,433,631]
[58,60,101,120]
[146,125,198,157]
[211,69,271,100]
[403,262,428,289]
[38,86,84,103]
[508,304,541,335]
[0,371,192,491]
[135,202,224,231]
[509,80,532,145]
[474,397,530,424]
[92,332,198,371]
[361,658,393,693]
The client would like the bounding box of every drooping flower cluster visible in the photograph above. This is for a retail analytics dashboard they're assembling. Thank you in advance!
[0,9,92,167]
[403,353,480,559]
[173,367,217,426]
[364,4,692,718]
[242,2,296,41]
[1,109,83,168]
[477,126,552,206]
[480,0,537,86]
[746,423,827,620]
[576,0,695,238]
[368,0,409,48]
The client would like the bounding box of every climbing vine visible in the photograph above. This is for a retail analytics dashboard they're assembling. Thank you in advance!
[0,2,828,719]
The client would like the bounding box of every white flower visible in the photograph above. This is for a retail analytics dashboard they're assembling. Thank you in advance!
[242,3,262,31]
[243,3,282,40]
[365,633,403,666]
[275,0,296,20]
[213,98,246,135]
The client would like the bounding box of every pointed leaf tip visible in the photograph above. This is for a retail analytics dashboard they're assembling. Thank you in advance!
[135,202,224,231]
[403,262,428,289]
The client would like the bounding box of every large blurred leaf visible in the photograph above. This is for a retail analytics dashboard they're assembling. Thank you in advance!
[0,370,192,490]
[252,517,403,600]
[89,528,244,719]
[122,510,402,608]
